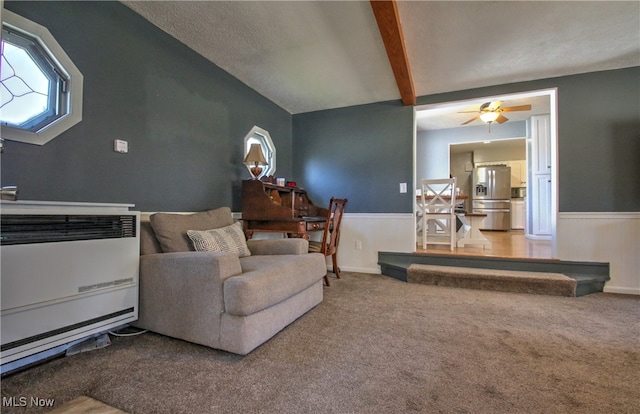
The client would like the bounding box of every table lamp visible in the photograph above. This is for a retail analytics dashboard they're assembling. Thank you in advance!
[244,143,268,179]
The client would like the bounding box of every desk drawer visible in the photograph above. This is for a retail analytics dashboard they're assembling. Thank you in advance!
[306,220,326,231]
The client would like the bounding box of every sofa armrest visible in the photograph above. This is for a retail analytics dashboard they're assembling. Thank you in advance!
[246,238,309,255]
[136,251,243,347]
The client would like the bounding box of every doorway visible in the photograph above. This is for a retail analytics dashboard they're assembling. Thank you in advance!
[413,89,558,259]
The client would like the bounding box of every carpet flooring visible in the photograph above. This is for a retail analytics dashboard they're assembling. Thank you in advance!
[407,264,577,297]
[1,272,638,414]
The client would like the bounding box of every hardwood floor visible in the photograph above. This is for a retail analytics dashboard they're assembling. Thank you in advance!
[416,230,553,260]
[47,396,128,414]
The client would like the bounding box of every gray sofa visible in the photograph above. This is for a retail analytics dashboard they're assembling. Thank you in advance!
[135,207,327,355]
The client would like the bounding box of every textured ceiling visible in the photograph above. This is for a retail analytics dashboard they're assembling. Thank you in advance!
[122,0,639,128]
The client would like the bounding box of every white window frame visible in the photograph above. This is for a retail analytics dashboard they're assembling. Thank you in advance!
[1,9,83,145]
[243,125,276,178]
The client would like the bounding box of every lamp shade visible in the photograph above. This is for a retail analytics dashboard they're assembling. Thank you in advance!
[244,144,267,165]
[480,112,500,123]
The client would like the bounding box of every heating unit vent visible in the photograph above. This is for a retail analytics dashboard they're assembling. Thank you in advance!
[1,215,137,245]
[1,308,135,353]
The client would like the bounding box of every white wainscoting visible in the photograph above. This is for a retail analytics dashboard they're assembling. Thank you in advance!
[557,212,640,295]
[336,213,416,274]
[143,211,638,294]
[229,212,417,274]
[241,213,417,274]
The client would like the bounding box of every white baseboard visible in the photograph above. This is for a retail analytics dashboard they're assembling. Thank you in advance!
[332,265,381,274]
[525,234,551,241]
[603,286,640,295]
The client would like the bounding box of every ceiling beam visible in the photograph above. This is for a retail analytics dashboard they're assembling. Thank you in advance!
[370,0,416,106]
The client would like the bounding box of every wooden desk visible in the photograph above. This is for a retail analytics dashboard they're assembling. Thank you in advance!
[241,180,328,239]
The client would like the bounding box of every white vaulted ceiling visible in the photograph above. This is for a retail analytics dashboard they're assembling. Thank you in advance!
[122,1,639,122]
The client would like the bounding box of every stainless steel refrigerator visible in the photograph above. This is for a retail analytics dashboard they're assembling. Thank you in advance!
[472,165,511,230]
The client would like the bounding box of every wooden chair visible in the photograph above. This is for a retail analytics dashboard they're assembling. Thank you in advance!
[309,197,348,286]
[419,178,457,251]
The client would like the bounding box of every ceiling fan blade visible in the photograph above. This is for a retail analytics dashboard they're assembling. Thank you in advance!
[496,114,509,124]
[461,115,479,125]
[500,105,532,112]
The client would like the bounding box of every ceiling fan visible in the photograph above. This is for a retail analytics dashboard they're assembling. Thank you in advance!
[459,101,532,125]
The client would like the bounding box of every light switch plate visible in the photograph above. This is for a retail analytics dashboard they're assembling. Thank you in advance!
[399,183,407,193]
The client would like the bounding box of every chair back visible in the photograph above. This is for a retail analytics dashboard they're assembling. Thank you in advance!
[320,197,348,256]
[420,178,457,212]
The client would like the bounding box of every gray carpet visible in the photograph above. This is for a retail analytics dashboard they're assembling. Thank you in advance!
[2,272,639,414]
[407,264,577,297]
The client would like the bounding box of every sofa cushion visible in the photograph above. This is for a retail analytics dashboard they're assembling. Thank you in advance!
[187,222,251,258]
[140,221,163,255]
[224,253,326,316]
[150,207,234,253]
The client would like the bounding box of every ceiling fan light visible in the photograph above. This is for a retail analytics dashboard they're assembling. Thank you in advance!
[480,112,500,123]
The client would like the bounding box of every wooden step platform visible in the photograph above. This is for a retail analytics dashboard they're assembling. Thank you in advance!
[407,264,577,297]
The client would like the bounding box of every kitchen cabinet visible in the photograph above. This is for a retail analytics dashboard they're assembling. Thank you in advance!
[508,160,527,187]
[531,115,551,175]
[528,114,552,238]
[511,199,525,230]
[531,175,552,236]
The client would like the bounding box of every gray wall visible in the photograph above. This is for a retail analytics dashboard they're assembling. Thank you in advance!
[293,67,639,214]
[292,101,414,213]
[1,1,292,212]
[2,3,638,215]
[416,67,640,213]
[555,69,639,212]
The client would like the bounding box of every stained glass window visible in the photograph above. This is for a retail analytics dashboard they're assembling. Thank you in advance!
[0,10,83,145]
[1,29,60,131]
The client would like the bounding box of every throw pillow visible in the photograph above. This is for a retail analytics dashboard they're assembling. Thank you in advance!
[150,207,234,252]
[187,222,251,258]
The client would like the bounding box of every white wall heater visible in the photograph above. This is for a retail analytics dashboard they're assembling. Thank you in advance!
[1,201,140,368]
